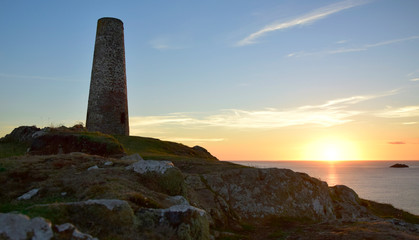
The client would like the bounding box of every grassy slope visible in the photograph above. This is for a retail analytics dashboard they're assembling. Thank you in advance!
[1,131,242,174]
[114,135,244,174]
[0,141,29,158]
[115,135,217,160]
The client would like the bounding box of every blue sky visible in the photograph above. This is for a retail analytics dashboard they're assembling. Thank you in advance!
[1,0,419,160]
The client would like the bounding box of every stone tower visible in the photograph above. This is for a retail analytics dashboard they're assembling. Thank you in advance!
[86,17,129,135]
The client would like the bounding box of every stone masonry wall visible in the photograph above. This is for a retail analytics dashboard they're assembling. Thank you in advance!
[86,17,129,135]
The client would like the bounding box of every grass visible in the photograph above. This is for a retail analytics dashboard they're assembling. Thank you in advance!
[0,194,77,220]
[115,135,217,160]
[360,199,419,224]
[0,141,28,158]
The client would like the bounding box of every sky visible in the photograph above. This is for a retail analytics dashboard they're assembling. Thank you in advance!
[1,0,419,160]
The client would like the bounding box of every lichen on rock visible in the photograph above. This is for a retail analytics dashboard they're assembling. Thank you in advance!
[126,159,175,174]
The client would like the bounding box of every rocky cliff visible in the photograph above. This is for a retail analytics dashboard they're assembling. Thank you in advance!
[0,126,418,239]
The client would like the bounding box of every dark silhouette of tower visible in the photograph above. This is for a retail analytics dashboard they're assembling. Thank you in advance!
[86,17,129,135]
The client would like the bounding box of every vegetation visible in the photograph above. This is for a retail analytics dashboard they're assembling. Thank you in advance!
[115,135,217,160]
[360,198,419,224]
[0,140,29,158]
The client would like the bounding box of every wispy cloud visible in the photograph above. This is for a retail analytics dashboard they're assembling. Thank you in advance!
[161,137,225,143]
[149,36,188,50]
[410,78,419,82]
[336,40,349,44]
[288,36,419,57]
[376,106,419,118]
[388,141,405,144]
[301,89,398,110]
[237,0,370,46]
[130,90,395,131]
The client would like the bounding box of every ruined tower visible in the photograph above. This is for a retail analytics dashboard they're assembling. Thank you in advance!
[86,17,129,135]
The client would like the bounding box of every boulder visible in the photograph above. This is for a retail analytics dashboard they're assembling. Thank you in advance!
[0,213,100,240]
[137,204,210,240]
[17,188,39,200]
[0,213,53,240]
[127,160,187,196]
[186,168,338,227]
[54,223,98,240]
[126,159,174,174]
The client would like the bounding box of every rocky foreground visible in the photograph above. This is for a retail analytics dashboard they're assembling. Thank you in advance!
[0,126,418,239]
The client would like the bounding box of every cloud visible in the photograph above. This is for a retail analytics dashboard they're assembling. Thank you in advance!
[376,106,419,118]
[130,91,394,130]
[237,0,370,46]
[403,122,417,125]
[130,108,359,130]
[301,89,399,110]
[365,36,419,48]
[161,137,225,143]
[288,36,419,57]
[149,37,186,50]
[388,141,405,144]
[410,78,419,82]
[336,40,349,44]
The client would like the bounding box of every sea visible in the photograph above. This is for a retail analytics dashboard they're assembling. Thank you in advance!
[230,160,419,215]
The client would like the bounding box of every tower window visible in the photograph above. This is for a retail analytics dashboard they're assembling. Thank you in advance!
[120,112,125,124]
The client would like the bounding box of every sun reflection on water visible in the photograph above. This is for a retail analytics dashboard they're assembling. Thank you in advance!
[326,161,338,186]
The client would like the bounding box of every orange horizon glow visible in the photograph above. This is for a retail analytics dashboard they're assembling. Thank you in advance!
[301,137,362,161]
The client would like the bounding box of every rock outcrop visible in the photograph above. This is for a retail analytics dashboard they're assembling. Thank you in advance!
[137,203,209,240]
[1,126,40,143]
[390,163,409,168]
[0,213,98,240]
[185,168,370,227]
[0,213,53,240]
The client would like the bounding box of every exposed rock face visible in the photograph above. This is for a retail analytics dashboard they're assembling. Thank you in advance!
[1,125,40,143]
[329,185,370,221]
[186,168,373,227]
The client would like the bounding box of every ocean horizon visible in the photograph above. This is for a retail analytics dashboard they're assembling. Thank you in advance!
[229,160,419,215]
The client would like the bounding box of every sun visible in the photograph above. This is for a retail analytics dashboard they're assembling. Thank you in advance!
[322,143,343,161]
[303,138,361,161]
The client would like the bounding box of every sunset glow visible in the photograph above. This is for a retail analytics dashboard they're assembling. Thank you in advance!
[303,138,361,161]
